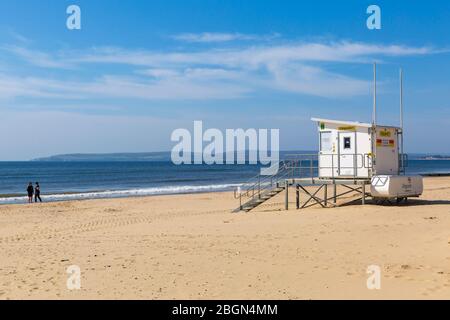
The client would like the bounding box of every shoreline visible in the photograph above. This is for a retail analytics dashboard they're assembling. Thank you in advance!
[0,189,234,207]
[0,172,450,207]
[0,184,242,205]
[2,171,450,205]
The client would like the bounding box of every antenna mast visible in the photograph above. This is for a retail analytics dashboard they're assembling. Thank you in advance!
[400,68,405,174]
[370,62,378,176]
[372,62,377,126]
[400,68,403,131]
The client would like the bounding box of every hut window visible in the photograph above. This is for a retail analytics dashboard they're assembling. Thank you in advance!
[320,132,332,152]
[344,137,351,149]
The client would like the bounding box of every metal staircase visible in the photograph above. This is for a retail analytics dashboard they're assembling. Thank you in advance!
[234,186,285,212]
[233,159,299,212]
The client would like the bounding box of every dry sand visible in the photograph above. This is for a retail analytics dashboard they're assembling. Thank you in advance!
[0,177,449,300]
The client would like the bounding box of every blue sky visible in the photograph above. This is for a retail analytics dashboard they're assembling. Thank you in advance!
[0,0,449,160]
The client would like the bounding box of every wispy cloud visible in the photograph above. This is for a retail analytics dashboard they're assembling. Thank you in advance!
[267,64,369,97]
[0,72,251,101]
[172,32,280,43]
[0,40,443,101]
[2,45,73,69]
[8,31,32,45]
[0,74,73,99]
[73,42,437,70]
[80,74,251,100]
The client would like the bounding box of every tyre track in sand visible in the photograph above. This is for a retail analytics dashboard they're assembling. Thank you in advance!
[0,207,232,245]
[0,215,154,244]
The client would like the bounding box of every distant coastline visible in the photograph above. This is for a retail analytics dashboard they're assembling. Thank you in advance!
[31,152,171,162]
[30,151,318,162]
[418,155,450,160]
[30,151,450,162]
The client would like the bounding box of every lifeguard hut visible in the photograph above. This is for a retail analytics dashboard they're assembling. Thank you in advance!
[234,65,423,212]
[311,118,402,179]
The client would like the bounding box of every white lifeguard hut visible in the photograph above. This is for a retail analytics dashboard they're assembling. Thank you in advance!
[311,65,423,201]
[234,65,423,212]
[311,118,402,179]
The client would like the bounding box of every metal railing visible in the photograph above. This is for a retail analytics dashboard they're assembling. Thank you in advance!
[233,159,298,205]
[284,153,372,179]
[284,152,409,177]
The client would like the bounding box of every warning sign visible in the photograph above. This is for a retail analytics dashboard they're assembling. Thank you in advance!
[376,139,395,147]
[338,126,356,131]
[379,129,392,137]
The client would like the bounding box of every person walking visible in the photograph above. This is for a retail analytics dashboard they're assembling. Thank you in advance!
[26,182,34,203]
[35,182,42,203]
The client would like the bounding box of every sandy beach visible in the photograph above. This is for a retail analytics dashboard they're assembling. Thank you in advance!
[0,177,449,300]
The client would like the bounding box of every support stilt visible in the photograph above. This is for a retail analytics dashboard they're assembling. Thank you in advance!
[362,183,366,205]
[285,180,289,210]
[333,183,337,204]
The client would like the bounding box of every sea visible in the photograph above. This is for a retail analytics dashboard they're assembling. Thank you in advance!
[0,154,449,204]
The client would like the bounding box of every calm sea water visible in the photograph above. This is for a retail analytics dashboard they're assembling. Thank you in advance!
[0,160,449,204]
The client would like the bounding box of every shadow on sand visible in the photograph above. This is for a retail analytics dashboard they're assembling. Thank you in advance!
[339,198,450,207]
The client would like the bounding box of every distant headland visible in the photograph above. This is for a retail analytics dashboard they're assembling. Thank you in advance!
[32,152,172,162]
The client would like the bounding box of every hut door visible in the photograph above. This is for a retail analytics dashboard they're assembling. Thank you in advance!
[338,132,356,176]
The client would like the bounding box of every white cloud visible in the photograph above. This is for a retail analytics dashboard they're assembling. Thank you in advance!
[0,40,442,100]
[8,31,32,45]
[79,74,250,100]
[138,68,180,78]
[74,42,436,68]
[267,64,369,97]
[0,74,76,99]
[172,32,280,43]
[2,45,73,69]
[0,72,251,101]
